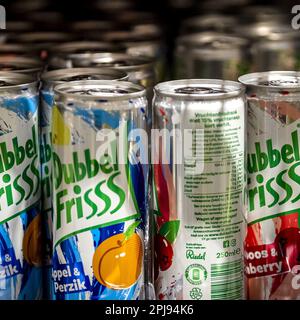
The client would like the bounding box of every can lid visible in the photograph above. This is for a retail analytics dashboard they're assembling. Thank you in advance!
[154,79,244,100]
[42,67,128,84]
[0,56,42,73]
[54,80,146,101]
[49,41,121,55]
[182,14,237,32]
[51,52,154,71]
[239,71,300,89]
[0,72,36,89]
[177,32,247,49]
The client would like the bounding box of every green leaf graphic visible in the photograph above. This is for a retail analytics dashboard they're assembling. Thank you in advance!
[124,221,141,241]
[159,220,180,244]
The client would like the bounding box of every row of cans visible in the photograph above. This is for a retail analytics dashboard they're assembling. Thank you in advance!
[174,7,300,80]
[1,68,300,300]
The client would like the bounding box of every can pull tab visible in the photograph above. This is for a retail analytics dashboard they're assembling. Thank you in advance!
[174,86,227,94]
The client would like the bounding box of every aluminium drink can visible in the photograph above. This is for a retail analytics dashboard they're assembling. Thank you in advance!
[251,26,300,72]
[174,32,251,81]
[48,52,156,100]
[239,71,300,300]
[47,42,122,70]
[51,80,149,300]
[0,72,42,299]
[40,68,128,299]
[152,79,246,300]
[100,28,166,83]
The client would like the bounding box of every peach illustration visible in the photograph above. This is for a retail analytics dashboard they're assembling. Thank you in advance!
[22,214,43,267]
[92,233,143,289]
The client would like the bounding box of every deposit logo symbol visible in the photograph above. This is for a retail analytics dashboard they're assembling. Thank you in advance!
[185,264,207,285]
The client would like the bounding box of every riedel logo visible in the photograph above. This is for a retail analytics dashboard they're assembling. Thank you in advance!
[292,5,300,30]
[0,5,5,29]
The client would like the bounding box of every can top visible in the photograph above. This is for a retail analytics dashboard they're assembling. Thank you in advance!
[0,72,36,89]
[236,21,293,40]
[42,68,128,84]
[239,71,300,89]
[154,79,244,100]
[177,32,247,49]
[0,56,43,73]
[54,80,146,101]
[49,41,121,55]
[53,52,154,71]
[182,14,237,33]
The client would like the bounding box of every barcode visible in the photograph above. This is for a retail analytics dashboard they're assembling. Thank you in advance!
[211,259,243,300]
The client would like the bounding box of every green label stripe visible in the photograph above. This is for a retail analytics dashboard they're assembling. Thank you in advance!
[248,208,300,226]
[54,213,140,248]
[0,201,40,226]
[211,259,243,300]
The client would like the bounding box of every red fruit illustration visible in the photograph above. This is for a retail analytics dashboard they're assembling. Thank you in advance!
[155,234,174,271]
[275,228,300,268]
[271,227,300,295]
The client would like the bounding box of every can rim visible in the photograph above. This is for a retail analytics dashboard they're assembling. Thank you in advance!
[54,80,146,101]
[0,56,43,73]
[42,67,129,84]
[238,71,300,89]
[0,71,37,89]
[154,79,244,100]
[50,52,155,71]
[177,32,248,48]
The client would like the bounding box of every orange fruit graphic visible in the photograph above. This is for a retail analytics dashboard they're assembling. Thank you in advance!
[22,214,43,267]
[93,233,143,289]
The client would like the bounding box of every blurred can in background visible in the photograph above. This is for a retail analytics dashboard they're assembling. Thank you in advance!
[180,14,238,34]
[99,28,166,82]
[0,56,43,78]
[40,68,128,299]
[48,52,156,100]
[174,32,251,80]
[153,79,246,300]
[239,71,300,300]
[0,72,42,299]
[251,26,300,72]
[10,32,76,60]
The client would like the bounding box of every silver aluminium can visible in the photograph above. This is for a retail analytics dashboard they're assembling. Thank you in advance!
[153,79,246,300]
[51,80,149,300]
[174,32,251,81]
[40,68,129,298]
[239,71,300,300]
